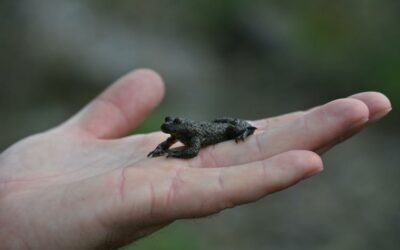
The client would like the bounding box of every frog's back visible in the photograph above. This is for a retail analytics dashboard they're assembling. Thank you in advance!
[198,121,234,146]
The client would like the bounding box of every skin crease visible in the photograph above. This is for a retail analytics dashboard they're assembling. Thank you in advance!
[0,69,392,249]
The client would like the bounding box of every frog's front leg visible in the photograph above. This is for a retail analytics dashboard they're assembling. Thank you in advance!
[167,138,201,159]
[147,136,177,158]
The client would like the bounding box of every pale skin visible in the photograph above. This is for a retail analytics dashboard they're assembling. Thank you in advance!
[0,69,392,249]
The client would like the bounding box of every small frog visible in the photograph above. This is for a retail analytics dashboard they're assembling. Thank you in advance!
[148,117,257,159]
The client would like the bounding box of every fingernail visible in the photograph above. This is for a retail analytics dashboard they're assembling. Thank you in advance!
[305,165,324,178]
[316,120,367,155]
[370,107,392,123]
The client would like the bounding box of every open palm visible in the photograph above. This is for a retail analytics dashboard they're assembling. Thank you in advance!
[0,69,391,249]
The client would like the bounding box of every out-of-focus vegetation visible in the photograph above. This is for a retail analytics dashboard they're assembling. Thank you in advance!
[0,1,399,249]
[121,224,204,250]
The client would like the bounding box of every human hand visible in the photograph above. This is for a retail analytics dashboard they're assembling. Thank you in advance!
[0,69,391,249]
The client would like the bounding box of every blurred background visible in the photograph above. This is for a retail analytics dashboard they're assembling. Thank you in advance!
[1,0,399,249]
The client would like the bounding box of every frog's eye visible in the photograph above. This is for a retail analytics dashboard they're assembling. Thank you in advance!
[173,118,182,124]
[165,116,172,122]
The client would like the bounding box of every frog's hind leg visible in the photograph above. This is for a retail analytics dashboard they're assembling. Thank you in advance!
[235,126,257,143]
[166,138,201,159]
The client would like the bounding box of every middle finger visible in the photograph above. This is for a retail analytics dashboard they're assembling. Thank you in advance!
[184,98,369,168]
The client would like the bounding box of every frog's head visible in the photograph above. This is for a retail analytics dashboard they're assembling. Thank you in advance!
[161,117,189,134]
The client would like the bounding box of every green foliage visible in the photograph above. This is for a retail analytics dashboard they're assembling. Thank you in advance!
[120,225,203,250]
[132,109,167,135]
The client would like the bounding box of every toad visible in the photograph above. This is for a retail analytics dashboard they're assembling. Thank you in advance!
[147,117,257,159]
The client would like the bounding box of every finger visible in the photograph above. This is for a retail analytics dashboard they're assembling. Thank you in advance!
[64,69,165,139]
[349,91,392,122]
[135,91,390,154]
[74,151,320,244]
[185,98,369,168]
[150,150,322,219]
[315,124,365,154]
[252,91,391,131]
[251,111,305,131]
[315,91,392,154]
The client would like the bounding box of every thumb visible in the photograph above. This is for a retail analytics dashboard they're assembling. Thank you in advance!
[64,69,165,139]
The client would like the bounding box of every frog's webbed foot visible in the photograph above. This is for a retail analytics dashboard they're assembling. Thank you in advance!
[235,126,257,143]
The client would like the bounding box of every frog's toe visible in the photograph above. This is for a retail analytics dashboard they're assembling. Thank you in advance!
[147,149,165,158]
[235,133,246,143]
[147,152,156,158]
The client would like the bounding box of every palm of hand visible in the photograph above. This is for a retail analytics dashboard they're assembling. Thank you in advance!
[0,114,173,248]
[0,70,391,249]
